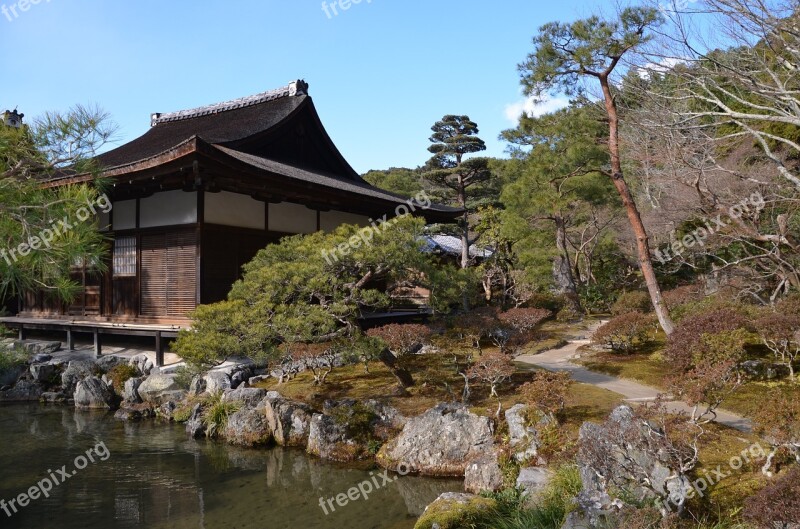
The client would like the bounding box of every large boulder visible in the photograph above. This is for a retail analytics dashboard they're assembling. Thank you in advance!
[223,406,271,447]
[13,341,61,356]
[137,374,183,405]
[307,412,362,461]
[123,377,144,403]
[61,360,96,394]
[505,403,550,463]
[0,379,45,401]
[572,406,692,527]
[464,451,504,494]
[30,363,59,384]
[128,354,155,377]
[517,467,553,499]
[264,394,313,447]
[203,371,232,394]
[0,364,26,386]
[74,377,117,410]
[223,387,267,408]
[95,355,128,373]
[186,403,206,439]
[378,404,495,476]
[414,493,497,529]
[188,375,206,397]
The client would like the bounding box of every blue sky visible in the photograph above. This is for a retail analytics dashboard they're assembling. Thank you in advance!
[0,0,602,173]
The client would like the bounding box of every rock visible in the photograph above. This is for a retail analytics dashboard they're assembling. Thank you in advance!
[223,387,267,408]
[505,403,550,463]
[203,371,232,394]
[0,379,45,401]
[29,363,58,384]
[307,413,358,461]
[129,354,155,377]
[61,360,96,395]
[114,403,156,422]
[264,395,313,447]
[378,404,495,476]
[31,353,53,364]
[40,391,68,404]
[248,375,270,386]
[123,377,144,403]
[95,355,127,373]
[572,406,691,527]
[74,377,117,410]
[230,367,252,390]
[414,493,497,529]
[516,467,553,498]
[137,374,182,404]
[13,340,61,356]
[223,406,271,447]
[186,403,206,438]
[0,364,26,386]
[189,375,206,397]
[158,401,178,420]
[560,511,593,529]
[464,452,504,494]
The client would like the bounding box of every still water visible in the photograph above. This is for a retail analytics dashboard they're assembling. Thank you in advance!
[0,404,461,529]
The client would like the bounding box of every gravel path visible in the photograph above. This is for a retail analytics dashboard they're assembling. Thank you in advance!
[515,320,752,432]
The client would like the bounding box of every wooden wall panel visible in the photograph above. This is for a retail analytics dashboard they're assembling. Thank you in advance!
[141,231,197,317]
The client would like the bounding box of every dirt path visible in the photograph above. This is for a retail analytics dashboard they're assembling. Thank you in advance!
[516,320,752,432]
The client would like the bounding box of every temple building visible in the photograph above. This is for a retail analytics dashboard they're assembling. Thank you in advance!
[15,80,459,329]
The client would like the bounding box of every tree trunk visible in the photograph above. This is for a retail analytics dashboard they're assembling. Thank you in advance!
[554,216,583,313]
[378,348,415,388]
[600,75,674,335]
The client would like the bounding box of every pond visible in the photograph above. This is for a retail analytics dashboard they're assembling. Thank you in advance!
[0,404,461,529]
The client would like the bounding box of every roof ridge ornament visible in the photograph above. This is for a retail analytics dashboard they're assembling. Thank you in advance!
[150,80,309,127]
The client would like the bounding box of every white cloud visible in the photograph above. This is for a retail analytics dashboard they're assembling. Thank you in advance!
[504,94,569,124]
[638,57,686,79]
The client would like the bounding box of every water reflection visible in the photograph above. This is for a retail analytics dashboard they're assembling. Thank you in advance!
[0,404,461,529]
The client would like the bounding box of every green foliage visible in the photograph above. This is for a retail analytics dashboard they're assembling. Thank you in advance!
[173,364,205,390]
[175,216,459,368]
[202,392,241,439]
[0,105,115,302]
[106,364,139,393]
[362,167,425,197]
[611,291,653,316]
[592,312,655,354]
[328,401,378,444]
[0,344,27,375]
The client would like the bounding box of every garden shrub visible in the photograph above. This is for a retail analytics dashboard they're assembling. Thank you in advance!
[664,309,750,374]
[0,344,27,376]
[611,291,652,316]
[743,467,800,529]
[592,312,654,354]
[106,364,140,393]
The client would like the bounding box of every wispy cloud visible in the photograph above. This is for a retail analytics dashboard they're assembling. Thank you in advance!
[504,94,569,124]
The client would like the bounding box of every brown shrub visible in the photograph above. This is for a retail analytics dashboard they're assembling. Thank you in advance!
[743,467,800,529]
[663,308,749,374]
[366,324,433,358]
[519,371,573,419]
[592,312,654,354]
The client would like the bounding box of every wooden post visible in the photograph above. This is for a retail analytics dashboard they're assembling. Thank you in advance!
[67,329,75,351]
[18,326,25,341]
[93,329,102,358]
[155,331,164,368]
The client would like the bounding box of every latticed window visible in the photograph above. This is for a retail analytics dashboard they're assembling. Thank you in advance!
[113,236,137,276]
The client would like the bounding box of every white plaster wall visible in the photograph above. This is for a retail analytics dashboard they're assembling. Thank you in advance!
[112,200,136,231]
[205,191,265,230]
[140,190,197,228]
[269,202,317,234]
[320,210,370,232]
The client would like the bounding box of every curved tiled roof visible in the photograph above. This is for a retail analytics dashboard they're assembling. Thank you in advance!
[97,81,308,169]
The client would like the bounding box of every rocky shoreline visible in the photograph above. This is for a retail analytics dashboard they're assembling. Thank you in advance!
[0,341,562,527]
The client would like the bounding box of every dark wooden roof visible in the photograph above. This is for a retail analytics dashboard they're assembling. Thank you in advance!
[47,80,461,222]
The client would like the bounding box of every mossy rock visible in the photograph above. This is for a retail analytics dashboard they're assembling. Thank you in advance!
[414,493,497,529]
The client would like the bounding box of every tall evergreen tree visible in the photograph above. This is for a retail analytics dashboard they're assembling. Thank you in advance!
[518,7,676,334]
